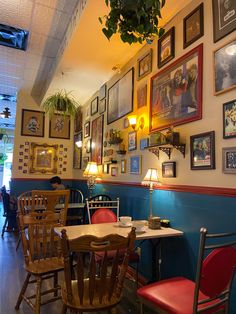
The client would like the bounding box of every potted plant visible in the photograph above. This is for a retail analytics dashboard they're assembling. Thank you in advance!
[41,90,80,117]
[99,0,166,44]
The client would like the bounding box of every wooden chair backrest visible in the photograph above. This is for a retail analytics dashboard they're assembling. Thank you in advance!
[18,191,45,215]
[60,227,136,309]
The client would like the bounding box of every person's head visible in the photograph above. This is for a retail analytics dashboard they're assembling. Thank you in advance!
[50,176,62,189]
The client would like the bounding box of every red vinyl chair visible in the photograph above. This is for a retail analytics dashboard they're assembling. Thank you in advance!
[137,227,236,314]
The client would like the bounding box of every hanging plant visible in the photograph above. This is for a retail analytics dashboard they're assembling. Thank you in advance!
[99,0,166,45]
[41,90,80,117]
[0,128,9,143]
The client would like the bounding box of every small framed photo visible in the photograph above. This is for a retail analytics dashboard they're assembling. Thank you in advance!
[158,27,175,68]
[140,138,149,150]
[190,131,215,170]
[137,84,147,109]
[91,97,98,115]
[214,39,236,95]
[111,166,118,176]
[183,3,204,49]
[86,139,91,153]
[99,98,106,114]
[130,155,142,174]
[82,157,89,170]
[21,109,45,137]
[137,49,152,80]
[49,114,70,139]
[162,161,176,178]
[223,99,236,139]
[128,131,137,151]
[124,117,129,129]
[103,163,110,174]
[84,121,90,138]
[99,84,106,100]
[121,159,126,173]
[222,147,236,174]
[212,0,236,43]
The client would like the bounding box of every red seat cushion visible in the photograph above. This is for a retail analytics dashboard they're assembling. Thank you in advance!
[137,277,224,314]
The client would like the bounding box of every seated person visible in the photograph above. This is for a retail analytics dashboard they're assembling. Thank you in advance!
[50,176,65,190]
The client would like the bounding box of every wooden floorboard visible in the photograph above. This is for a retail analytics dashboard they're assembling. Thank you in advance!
[0,203,156,314]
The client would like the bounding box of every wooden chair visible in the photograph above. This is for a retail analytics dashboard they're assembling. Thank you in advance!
[15,211,64,314]
[1,185,17,236]
[60,227,136,313]
[137,227,236,314]
[83,194,112,224]
[67,188,84,225]
[17,190,45,215]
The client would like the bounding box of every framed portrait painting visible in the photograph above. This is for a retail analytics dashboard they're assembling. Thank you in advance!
[128,131,137,151]
[162,161,176,178]
[223,99,236,139]
[137,49,152,80]
[21,109,45,137]
[222,147,236,174]
[29,143,58,174]
[190,131,215,170]
[214,39,236,95]
[183,3,204,49]
[150,44,203,132]
[130,155,141,174]
[212,0,236,43]
[91,115,104,164]
[158,27,175,68]
[49,114,70,139]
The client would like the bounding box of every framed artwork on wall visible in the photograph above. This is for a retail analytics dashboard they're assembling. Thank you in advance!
[162,161,176,178]
[84,121,90,138]
[49,114,70,139]
[73,132,82,169]
[223,99,236,139]
[91,97,98,115]
[212,0,236,43]
[190,131,215,170]
[86,138,91,153]
[82,156,89,170]
[128,131,137,151]
[111,166,118,176]
[140,138,149,150]
[29,143,58,174]
[137,49,152,80]
[103,163,109,174]
[99,84,106,100]
[137,84,147,109]
[158,27,175,68]
[91,115,104,164]
[107,68,134,124]
[123,117,129,129]
[150,44,203,132]
[74,107,82,133]
[222,147,236,174]
[183,3,204,49]
[121,159,126,173]
[99,98,106,114]
[21,109,45,137]
[213,39,236,95]
[130,155,142,174]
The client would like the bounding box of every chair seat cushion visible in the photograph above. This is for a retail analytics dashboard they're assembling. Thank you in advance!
[137,276,224,314]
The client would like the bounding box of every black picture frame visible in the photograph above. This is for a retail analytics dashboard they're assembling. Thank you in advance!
[99,98,106,114]
[183,3,204,49]
[212,0,236,43]
[21,109,45,137]
[162,161,176,178]
[190,131,215,170]
[91,97,98,116]
[223,99,236,139]
[84,121,90,138]
[49,114,70,139]
[222,147,236,174]
[137,49,152,80]
[158,27,175,68]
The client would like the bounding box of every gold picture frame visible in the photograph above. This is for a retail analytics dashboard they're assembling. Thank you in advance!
[29,143,58,174]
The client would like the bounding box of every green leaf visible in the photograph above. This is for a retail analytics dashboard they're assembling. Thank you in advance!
[158,27,165,37]
[102,28,113,40]
[98,17,102,24]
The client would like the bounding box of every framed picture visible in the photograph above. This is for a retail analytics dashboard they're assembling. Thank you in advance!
[107,68,134,124]
[137,49,152,80]
[140,138,149,150]
[82,156,89,170]
[91,97,98,115]
[84,121,90,138]
[74,107,82,132]
[121,159,126,173]
[150,44,203,132]
[222,147,236,174]
[158,27,175,68]
[162,161,176,178]
[111,166,118,176]
[128,131,137,151]
[137,84,147,109]
[223,99,236,139]
[212,0,236,43]
[190,131,215,170]
[130,155,142,174]
[73,132,82,169]
[99,84,106,100]
[29,143,58,174]
[99,98,106,114]
[124,117,129,129]
[214,39,236,95]
[91,115,104,164]
[49,114,70,139]
[86,138,91,153]
[103,163,109,174]
[183,3,204,49]
[21,109,45,137]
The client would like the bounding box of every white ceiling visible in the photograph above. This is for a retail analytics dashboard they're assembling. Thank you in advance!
[0,0,192,130]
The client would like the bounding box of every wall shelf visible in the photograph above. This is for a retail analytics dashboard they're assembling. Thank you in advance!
[147,144,186,159]
[108,138,123,145]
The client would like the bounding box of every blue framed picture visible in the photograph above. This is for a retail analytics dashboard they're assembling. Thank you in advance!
[140,138,149,150]
[130,155,141,174]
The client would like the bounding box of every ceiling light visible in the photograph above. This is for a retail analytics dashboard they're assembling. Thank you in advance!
[0,23,29,51]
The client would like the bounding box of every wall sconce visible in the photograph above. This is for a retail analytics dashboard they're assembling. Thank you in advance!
[83,161,99,198]
[128,115,145,130]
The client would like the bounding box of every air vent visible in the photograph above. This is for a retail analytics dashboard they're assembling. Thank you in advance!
[0,24,29,51]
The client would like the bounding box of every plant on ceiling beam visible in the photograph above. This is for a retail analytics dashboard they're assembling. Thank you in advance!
[99,0,166,45]
[41,90,80,117]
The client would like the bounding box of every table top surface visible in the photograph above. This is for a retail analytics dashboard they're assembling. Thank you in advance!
[26,203,85,210]
[54,222,183,240]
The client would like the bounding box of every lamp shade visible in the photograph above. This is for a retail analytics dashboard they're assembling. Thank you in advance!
[83,162,99,177]
[142,168,159,186]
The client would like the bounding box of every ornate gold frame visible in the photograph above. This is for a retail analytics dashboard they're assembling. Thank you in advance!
[29,143,58,174]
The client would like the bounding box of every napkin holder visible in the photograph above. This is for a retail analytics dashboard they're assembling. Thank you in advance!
[148,216,161,229]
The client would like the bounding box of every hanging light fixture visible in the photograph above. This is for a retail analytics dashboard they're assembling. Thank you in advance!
[0,107,11,118]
